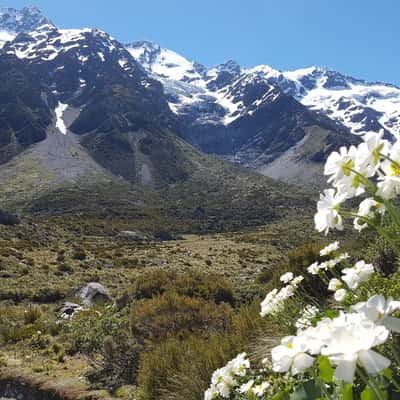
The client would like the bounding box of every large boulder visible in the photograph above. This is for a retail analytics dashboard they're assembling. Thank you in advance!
[0,209,20,226]
[76,282,112,306]
[59,302,83,320]
[117,230,150,241]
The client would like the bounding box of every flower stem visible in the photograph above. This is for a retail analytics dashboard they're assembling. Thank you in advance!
[348,168,377,193]
[389,341,400,368]
[357,367,386,400]
[341,211,400,255]
[379,153,400,171]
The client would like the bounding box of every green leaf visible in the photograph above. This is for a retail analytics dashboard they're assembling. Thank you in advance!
[382,368,393,380]
[318,355,334,383]
[289,381,321,400]
[343,384,353,400]
[325,309,338,319]
[272,391,290,400]
[360,387,375,400]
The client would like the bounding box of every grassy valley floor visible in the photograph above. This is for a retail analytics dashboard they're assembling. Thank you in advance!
[0,212,362,399]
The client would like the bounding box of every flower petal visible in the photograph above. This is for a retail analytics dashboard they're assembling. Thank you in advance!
[291,353,315,375]
[383,316,400,333]
[359,349,391,374]
[334,359,357,382]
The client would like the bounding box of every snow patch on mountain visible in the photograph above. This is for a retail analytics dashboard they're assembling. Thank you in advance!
[3,23,132,73]
[0,30,14,48]
[127,40,400,136]
[55,102,68,135]
[247,65,400,136]
[126,40,204,82]
[0,6,53,48]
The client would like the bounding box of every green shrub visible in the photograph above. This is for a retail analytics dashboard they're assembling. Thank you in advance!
[72,248,87,261]
[65,307,129,355]
[132,269,235,305]
[57,263,73,274]
[130,292,233,344]
[86,335,142,390]
[137,301,274,400]
[258,242,335,302]
[23,305,42,325]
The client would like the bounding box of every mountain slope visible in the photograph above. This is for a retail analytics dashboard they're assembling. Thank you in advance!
[127,41,400,139]
[126,41,355,185]
[0,55,51,164]
[248,65,400,136]
[0,24,195,187]
[0,13,313,230]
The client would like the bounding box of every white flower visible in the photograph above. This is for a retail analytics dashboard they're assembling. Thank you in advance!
[353,295,400,333]
[324,146,358,184]
[342,260,374,290]
[276,284,295,301]
[377,175,400,199]
[328,278,342,292]
[334,288,347,302]
[260,288,279,317]
[291,275,304,287]
[354,198,385,231]
[204,387,217,400]
[314,189,347,235]
[298,318,334,355]
[280,272,294,284]
[322,253,349,270]
[307,262,320,275]
[357,131,389,174]
[321,312,390,382]
[376,138,400,199]
[252,381,270,397]
[271,336,315,375]
[320,241,340,256]
[229,352,250,376]
[295,305,319,331]
[210,367,235,398]
[260,282,300,317]
[239,379,254,394]
[206,353,250,399]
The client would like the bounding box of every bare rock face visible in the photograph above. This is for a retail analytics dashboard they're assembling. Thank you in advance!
[76,282,112,306]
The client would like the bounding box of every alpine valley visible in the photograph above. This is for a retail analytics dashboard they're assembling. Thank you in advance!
[1,5,399,212]
[0,6,400,400]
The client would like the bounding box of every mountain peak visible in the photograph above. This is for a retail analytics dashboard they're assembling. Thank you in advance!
[213,59,241,75]
[0,5,53,34]
[126,40,205,82]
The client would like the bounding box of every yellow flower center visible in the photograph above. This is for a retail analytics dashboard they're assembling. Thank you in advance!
[373,143,385,165]
[389,163,400,177]
[342,159,355,176]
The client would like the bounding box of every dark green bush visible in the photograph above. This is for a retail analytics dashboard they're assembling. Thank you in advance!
[86,335,142,390]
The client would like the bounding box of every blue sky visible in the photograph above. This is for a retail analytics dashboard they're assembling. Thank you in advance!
[6,0,400,84]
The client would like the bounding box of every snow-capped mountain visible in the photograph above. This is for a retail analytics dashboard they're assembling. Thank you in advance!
[0,6,52,47]
[126,40,354,187]
[0,20,187,187]
[247,65,400,136]
[0,6,383,189]
[127,41,400,139]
